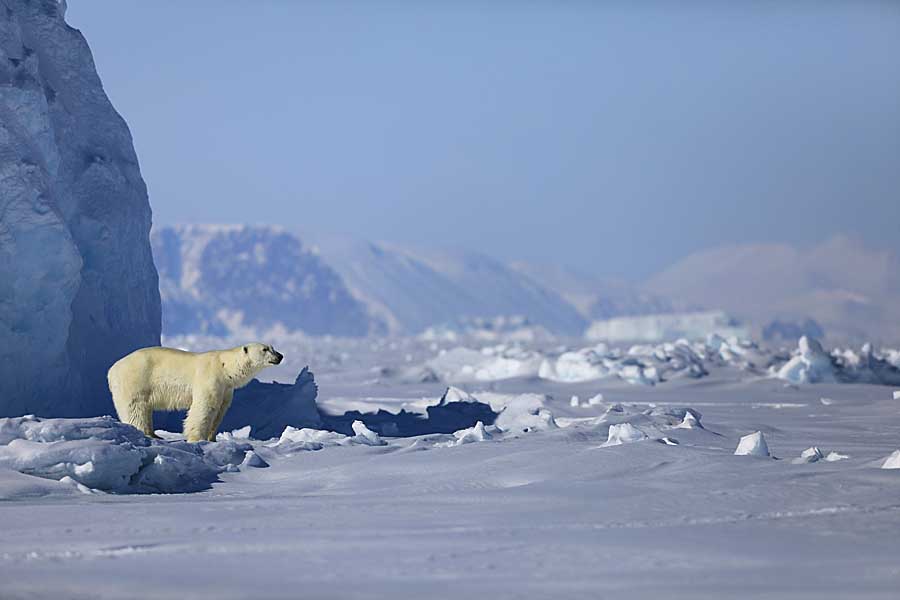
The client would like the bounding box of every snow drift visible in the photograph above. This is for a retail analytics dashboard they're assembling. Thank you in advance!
[0,1,161,418]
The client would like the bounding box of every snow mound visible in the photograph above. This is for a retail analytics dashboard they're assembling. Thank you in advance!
[881,450,900,470]
[491,394,558,434]
[270,422,387,452]
[775,337,837,384]
[426,346,543,382]
[775,337,900,385]
[537,340,713,385]
[422,335,780,386]
[603,423,648,446]
[0,416,259,494]
[734,431,770,457]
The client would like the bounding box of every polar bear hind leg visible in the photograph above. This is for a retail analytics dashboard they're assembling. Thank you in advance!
[112,390,156,438]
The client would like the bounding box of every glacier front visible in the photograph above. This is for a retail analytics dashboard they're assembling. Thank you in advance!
[0,0,161,417]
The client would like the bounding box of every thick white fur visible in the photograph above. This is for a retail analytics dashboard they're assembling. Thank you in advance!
[107,343,282,442]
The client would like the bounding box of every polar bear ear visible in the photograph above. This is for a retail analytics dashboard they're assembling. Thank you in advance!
[243,346,248,354]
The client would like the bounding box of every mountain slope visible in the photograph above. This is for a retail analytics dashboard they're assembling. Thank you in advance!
[152,225,379,337]
[509,262,678,320]
[645,235,900,344]
[294,238,589,336]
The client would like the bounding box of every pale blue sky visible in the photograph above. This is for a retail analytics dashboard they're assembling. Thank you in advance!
[68,1,900,279]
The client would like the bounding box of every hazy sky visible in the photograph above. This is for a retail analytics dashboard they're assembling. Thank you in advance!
[68,1,900,280]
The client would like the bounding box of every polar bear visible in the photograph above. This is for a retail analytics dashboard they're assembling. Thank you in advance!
[107,343,283,442]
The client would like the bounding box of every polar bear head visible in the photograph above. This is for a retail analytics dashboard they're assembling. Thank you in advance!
[224,342,284,388]
[242,342,284,368]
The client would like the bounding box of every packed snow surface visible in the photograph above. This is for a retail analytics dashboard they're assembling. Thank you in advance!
[4,333,900,598]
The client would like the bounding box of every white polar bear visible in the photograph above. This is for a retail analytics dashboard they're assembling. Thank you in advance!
[107,343,283,442]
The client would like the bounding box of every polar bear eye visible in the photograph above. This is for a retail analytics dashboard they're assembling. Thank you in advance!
[243,346,248,354]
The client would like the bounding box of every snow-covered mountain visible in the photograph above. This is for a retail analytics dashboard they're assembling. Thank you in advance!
[153,228,589,338]
[646,235,900,344]
[152,225,379,338]
[317,238,588,336]
[0,1,160,417]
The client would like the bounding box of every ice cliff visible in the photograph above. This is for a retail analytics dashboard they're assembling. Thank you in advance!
[0,0,161,417]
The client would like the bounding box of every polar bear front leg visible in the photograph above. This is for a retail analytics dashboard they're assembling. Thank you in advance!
[206,389,233,441]
[183,385,221,443]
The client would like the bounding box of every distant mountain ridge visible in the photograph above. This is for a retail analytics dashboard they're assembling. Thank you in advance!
[152,227,899,344]
[153,226,589,338]
[645,235,900,344]
[318,238,589,336]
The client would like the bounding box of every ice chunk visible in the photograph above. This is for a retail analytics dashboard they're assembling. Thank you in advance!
[603,423,647,446]
[0,416,255,494]
[216,426,252,442]
[734,431,770,457]
[792,447,824,464]
[570,396,580,407]
[775,337,837,384]
[241,451,269,469]
[587,393,605,406]
[273,426,347,451]
[440,422,492,447]
[440,386,478,404]
[881,450,900,470]
[824,451,849,462]
[675,409,702,429]
[894,391,900,401]
[351,421,386,446]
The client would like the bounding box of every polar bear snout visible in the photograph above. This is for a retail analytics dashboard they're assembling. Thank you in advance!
[270,349,284,365]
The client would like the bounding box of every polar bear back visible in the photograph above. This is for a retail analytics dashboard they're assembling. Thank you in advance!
[108,347,225,412]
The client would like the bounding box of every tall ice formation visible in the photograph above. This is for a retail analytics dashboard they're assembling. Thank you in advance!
[0,0,161,417]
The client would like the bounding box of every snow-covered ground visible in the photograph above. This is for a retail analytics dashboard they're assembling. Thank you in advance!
[2,334,900,599]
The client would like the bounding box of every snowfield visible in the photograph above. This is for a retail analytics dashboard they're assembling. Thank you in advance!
[2,334,900,599]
